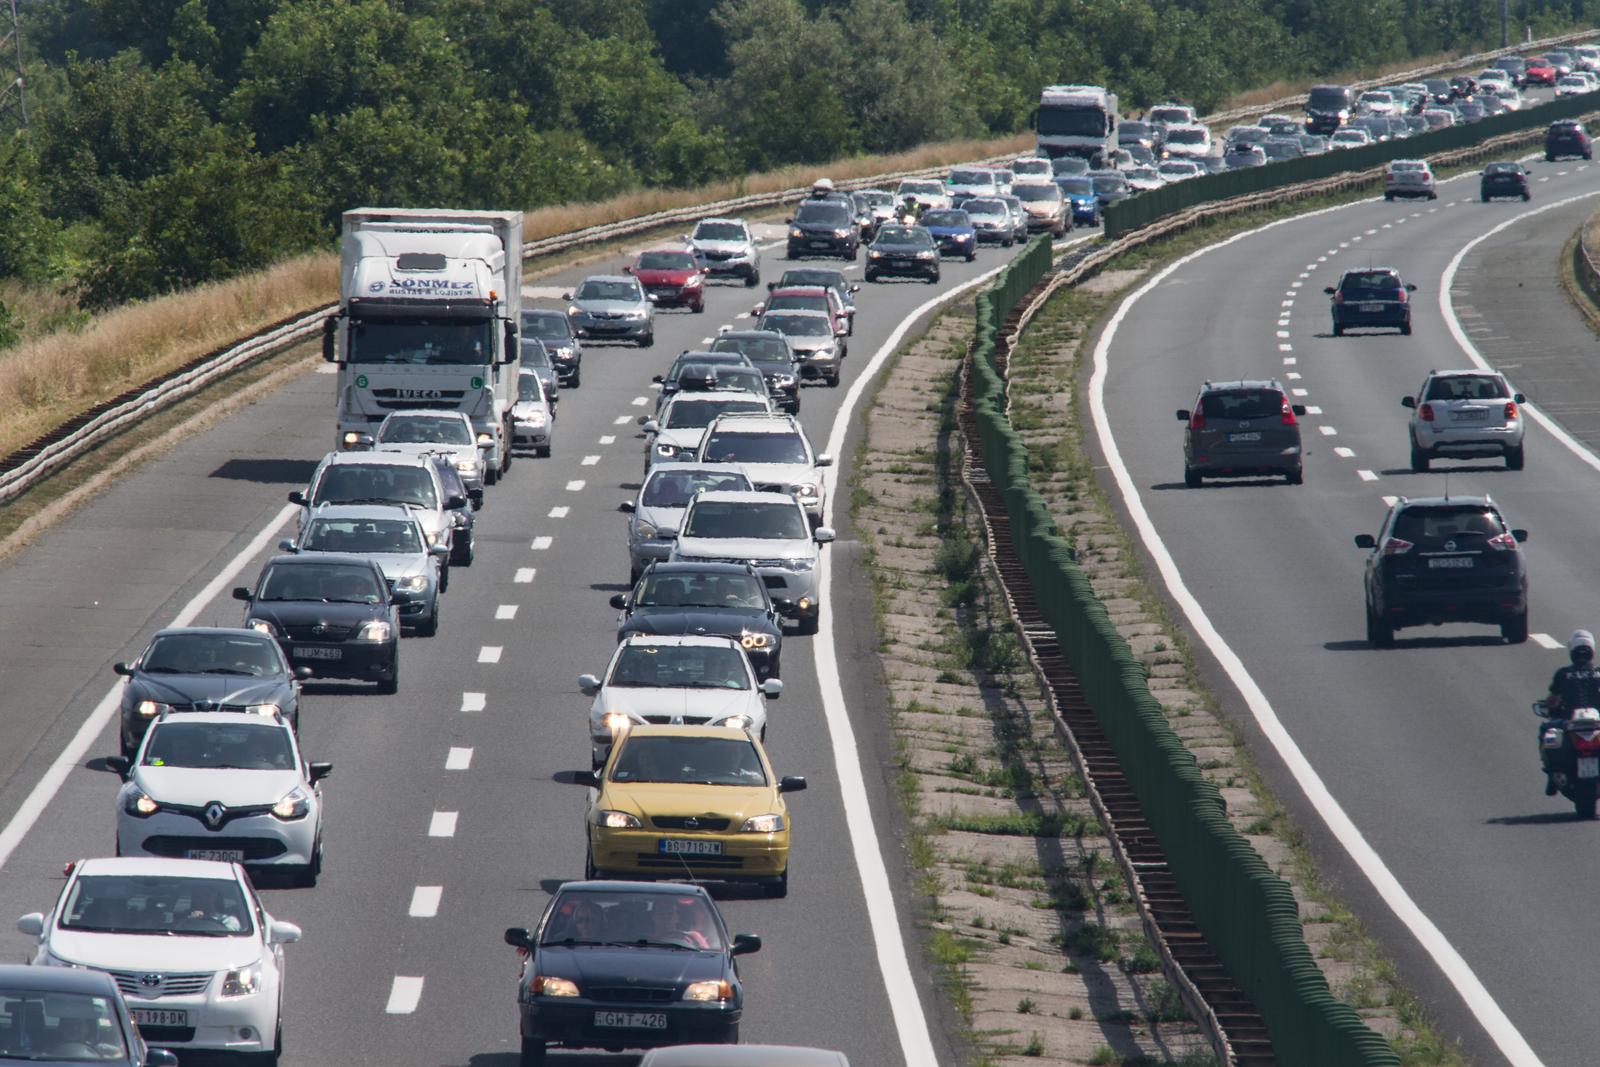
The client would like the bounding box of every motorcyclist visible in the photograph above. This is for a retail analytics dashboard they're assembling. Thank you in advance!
[1541,630,1600,793]
[897,195,922,224]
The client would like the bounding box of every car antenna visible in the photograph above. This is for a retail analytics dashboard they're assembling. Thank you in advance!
[1443,471,1450,500]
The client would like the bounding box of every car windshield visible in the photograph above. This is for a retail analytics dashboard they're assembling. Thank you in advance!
[1391,506,1505,544]
[949,169,993,185]
[664,399,768,430]
[701,431,808,464]
[1389,161,1426,172]
[143,721,296,771]
[258,563,385,603]
[517,373,545,402]
[778,272,843,292]
[0,991,129,1061]
[1119,122,1151,137]
[60,875,254,937]
[141,633,281,677]
[766,294,828,314]
[919,211,969,227]
[1340,272,1402,293]
[684,500,809,540]
[694,222,745,241]
[1484,163,1521,174]
[313,464,437,508]
[641,469,751,508]
[1058,178,1095,194]
[637,251,696,271]
[712,336,791,364]
[1308,88,1350,108]
[1149,106,1192,122]
[873,227,933,247]
[1013,185,1060,201]
[964,200,1007,219]
[609,734,767,786]
[1199,390,1283,420]
[520,340,554,369]
[898,181,942,196]
[303,518,422,555]
[608,644,750,690]
[1052,157,1089,175]
[762,314,831,338]
[378,416,472,445]
[1423,375,1508,401]
[1037,107,1109,136]
[347,317,494,367]
[1092,176,1129,192]
[576,281,640,302]
[520,312,572,341]
[1167,127,1207,144]
[637,571,766,609]
[541,890,725,950]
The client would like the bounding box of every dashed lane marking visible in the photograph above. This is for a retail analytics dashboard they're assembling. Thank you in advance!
[1533,633,1563,650]
[446,747,473,771]
[532,537,553,550]
[461,692,486,713]
[631,397,649,406]
[1334,447,1355,458]
[495,605,518,620]
[409,887,442,918]
[548,506,570,519]
[1358,469,1379,481]
[1292,388,1309,397]
[1365,228,1377,235]
[1383,495,1399,507]
[1287,372,1302,380]
[477,646,502,664]
[514,568,535,584]
[428,812,458,838]
[1279,343,1292,351]
[566,480,586,491]
[1276,330,1289,338]
[315,364,337,374]
[1283,356,1296,364]
[582,455,601,466]
[600,435,616,445]
[1318,425,1337,436]
[1305,405,1322,415]
[385,977,424,1014]
[613,416,631,425]
[1281,299,1294,307]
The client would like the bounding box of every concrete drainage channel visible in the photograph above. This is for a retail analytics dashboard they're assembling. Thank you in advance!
[956,263,1272,1067]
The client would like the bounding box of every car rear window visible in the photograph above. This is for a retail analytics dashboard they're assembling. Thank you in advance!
[1423,375,1507,401]
[794,203,850,224]
[1391,506,1505,545]
[1199,390,1282,420]
[1340,272,1402,293]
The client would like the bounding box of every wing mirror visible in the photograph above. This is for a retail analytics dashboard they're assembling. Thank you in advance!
[1512,529,1528,543]
[731,933,763,957]
[622,265,633,274]
[309,762,333,784]
[105,756,131,780]
[294,666,314,680]
[646,293,659,304]
[1291,404,1307,416]
[1323,286,1337,295]
[751,303,766,317]
[430,543,450,558]
[231,587,253,602]
[567,770,601,789]
[146,1048,181,1067]
[778,775,808,793]
[288,490,309,506]
[321,316,338,363]
[814,527,836,544]
[1514,392,1526,403]
[504,927,535,950]
[561,293,572,301]
[578,674,602,696]
[113,662,133,676]
[447,493,469,510]
[269,920,302,945]
[642,420,660,435]
[761,679,783,699]
[1175,409,1190,421]
[1401,396,1416,408]
[620,500,636,513]
[1405,283,1418,292]
[278,539,297,553]
[1534,701,1550,718]
[14,913,43,938]
[1354,533,1377,549]
[850,284,861,293]
[766,281,777,291]
[814,453,833,468]
[609,593,629,610]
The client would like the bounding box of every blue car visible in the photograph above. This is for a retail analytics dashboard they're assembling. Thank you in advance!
[917,209,978,261]
[1055,177,1100,226]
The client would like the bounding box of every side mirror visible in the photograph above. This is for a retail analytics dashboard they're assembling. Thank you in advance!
[731,933,762,957]
[850,284,861,293]
[778,775,808,793]
[766,281,777,291]
[1405,283,1418,292]
[309,762,333,784]
[657,528,678,541]
[278,539,297,553]
[1175,409,1190,421]
[578,674,602,695]
[447,493,469,510]
[430,543,450,558]
[751,303,766,317]
[814,527,836,544]
[1400,396,1416,409]
[622,265,633,274]
[569,770,601,789]
[642,420,660,435]
[1512,528,1528,543]
[784,217,794,224]
[294,667,314,681]
[1534,701,1550,718]
[814,454,834,468]
[288,490,309,506]
[504,927,535,950]
[105,756,131,780]
[609,593,629,610]
[14,913,43,938]
[1323,286,1336,295]
[1291,405,1307,416]
[113,662,133,677]
[321,316,338,363]
[231,587,252,602]
[1354,533,1377,549]
[561,293,572,301]
[146,1048,181,1067]
[761,679,783,699]
[1514,392,1526,403]
[652,374,665,384]
[646,293,659,304]
[502,322,518,364]
[619,500,636,514]
[269,920,302,945]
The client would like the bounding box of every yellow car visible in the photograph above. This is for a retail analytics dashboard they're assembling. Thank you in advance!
[579,725,806,898]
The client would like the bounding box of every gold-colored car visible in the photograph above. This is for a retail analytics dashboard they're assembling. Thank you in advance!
[578,725,806,898]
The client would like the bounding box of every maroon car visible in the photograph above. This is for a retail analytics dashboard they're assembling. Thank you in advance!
[626,249,707,313]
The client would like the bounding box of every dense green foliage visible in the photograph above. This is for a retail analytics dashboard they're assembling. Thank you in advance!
[0,0,1592,312]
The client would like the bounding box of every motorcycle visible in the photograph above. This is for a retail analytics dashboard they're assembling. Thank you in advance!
[1536,703,1600,818]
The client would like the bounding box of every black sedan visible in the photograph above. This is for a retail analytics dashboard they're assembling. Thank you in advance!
[113,627,306,758]
[710,330,800,414]
[610,562,783,679]
[233,553,401,693]
[863,225,940,283]
[505,881,760,1065]
[0,964,178,1066]
[1481,161,1531,201]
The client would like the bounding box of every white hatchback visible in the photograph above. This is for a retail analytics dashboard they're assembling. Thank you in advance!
[17,857,302,1060]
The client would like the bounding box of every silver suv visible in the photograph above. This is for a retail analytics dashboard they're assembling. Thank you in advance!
[1402,370,1526,471]
[643,391,772,471]
[695,412,832,523]
[1177,379,1307,486]
[668,490,835,634]
[623,463,753,582]
[686,217,761,286]
[291,451,462,563]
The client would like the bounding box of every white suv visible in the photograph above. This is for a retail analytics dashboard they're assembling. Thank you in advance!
[1402,369,1526,471]
[694,412,832,524]
[686,218,760,286]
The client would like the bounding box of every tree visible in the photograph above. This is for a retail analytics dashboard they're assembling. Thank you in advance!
[0,142,63,283]
[833,0,977,151]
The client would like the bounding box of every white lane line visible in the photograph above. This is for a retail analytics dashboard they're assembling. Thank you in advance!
[1276,330,1290,338]
[613,415,631,425]
[0,502,299,877]
[1297,272,1309,279]
[1287,372,1302,380]
[315,363,337,375]
[582,455,601,466]
[514,567,536,583]
[1364,228,1377,235]
[631,397,649,406]
[1350,235,1362,242]
[1533,633,1563,650]
[409,887,442,918]
[385,977,424,1014]
[600,435,616,445]
[1558,170,1570,177]
[1283,356,1297,364]
[549,506,570,518]
[478,646,502,664]
[566,480,586,491]
[1318,255,1328,261]
[1292,388,1309,397]
[1318,425,1337,436]
[1334,447,1355,458]
[1277,318,1290,327]
[495,604,518,620]
[446,747,474,771]
[1290,280,1303,288]
[1382,223,1393,229]
[1281,299,1294,307]
[428,812,458,837]
[1358,469,1379,482]
[1383,495,1399,507]
[1089,203,1544,1067]
[1305,405,1322,415]
[532,536,553,550]
[461,692,486,712]
[700,338,714,346]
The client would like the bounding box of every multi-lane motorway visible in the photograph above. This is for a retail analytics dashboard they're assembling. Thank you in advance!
[1096,152,1600,1066]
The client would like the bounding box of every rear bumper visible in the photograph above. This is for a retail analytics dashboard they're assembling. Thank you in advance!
[521,998,739,1051]
[1376,583,1526,627]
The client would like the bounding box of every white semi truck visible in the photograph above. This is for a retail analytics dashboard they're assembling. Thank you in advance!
[1035,85,1120,163]
[323,208,523,483]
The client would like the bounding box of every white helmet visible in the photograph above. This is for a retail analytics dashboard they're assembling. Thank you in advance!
[1572,630,1596,665]
[811,178,835,194]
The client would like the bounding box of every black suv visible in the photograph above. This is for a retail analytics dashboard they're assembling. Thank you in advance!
[1304,84,1353,134]
[1354,496,1528,647]
[864,225,940,283]
[1547,119,1593,161]
[1480,161,1531,201]
[1177,379,1306,486]
[1326,267,1415,336]
[520,309,583,388]
[786,201,859,260]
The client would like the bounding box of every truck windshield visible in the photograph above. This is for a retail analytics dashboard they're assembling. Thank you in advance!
[1037,108,1108,136]
[349,318,494,366]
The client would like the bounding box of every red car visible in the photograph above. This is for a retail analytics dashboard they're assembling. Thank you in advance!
[750,286,848,337]
[626,248,707,312]
[1524,58,1558,86]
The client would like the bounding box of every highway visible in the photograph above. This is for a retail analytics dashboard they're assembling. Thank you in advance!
[1094,148,1600,1065]
[0,218,1056,1065]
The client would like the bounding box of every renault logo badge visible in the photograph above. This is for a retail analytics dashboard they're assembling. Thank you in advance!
[203,802,227,830]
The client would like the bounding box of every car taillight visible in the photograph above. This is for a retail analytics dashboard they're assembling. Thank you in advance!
[1487,532,1517,551]
[1504,400,1518,419]
[1419,403,1434,422]
[1280,397,1297,425]
[1189,410,1205,430]
[1332,291,1345,304]
[1381,537,1414,555]
[1394,288,1408,303]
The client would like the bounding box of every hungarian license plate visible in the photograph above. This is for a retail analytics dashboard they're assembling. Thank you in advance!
[1454,408,1491,421]
[594,1011,667,1030]
[132,1009,190,1028]
[185,848,245,862]
[659,838,722,856]
[1360,302,1385,312]
[1227,432,1262,443]
[1579,757,1599,779]
[292,646,342,660]
[1428,557,1474,569]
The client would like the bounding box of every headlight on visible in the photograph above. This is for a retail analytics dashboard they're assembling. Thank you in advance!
[222,963,262,997]
[810,348,834,360]
[247,620,275,637]
[656,443,678,456]
[917,251,936,260]
[124,791,159,818]
[719,714,751,730]
[741,813,785,833]
[833,228,851,238]
[868,250,883,259]
[595,809,641,828]
[683,979,734,1002]
[136,700,171,718]
[601,712,633,734]
[567,305,581,317]
[533,976,580,997]
[956,233,972,241]
[794,483,819,499]
[526,410,548,426]
[454,457,476,473]
[394,574,427,593]
[740,631,771,650]
[789,228,803,239]
[356,620,393,643]
[271,788,311,821]
[683,273,702,287]
[475,432,494,447]
[341,431,363,448]
[245,703,280,718]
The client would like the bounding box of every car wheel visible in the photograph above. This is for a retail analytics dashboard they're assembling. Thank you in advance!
[484,464,498,486]
[377,659,399,696]
[570,369,581,389]
[1547,153,1556,162]
[1523,191,1532,201]
[297,838,322,888]
[1409,440,1430,472]
[764,868,789,899]
[1331,321,1343,337]
[927,272,940,284]
[438,562,449,593]
[745,271,760,288]
[1184,465,1202,489]
[536,445,551,458]
[692,300,705,314]
[120,733,136,760]
[1502,610,1530,644]
[584,844,598,881]
[1384,193,1394,201]
[248,1018,283,1064]
[722,1022,741,1045]
[638,332,654,348]
[798,611,821,635]
[1576,784,1598,821]
[452,534,474,567]
[1285,466,1303,485]
[1399,321,1411,336]
[1366,604,1395,648]
[1428,191,1438,200]
[966,251,976,262]
[520,1036,547,1066]
[1482,194,1491,202]
[417,600,439,638]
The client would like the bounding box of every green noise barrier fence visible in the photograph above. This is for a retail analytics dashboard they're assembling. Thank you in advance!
[968,238,1400,1066]
[1105,88,1600,238]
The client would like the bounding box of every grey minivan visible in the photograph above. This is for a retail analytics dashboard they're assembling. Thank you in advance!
[1178,379,1307,486]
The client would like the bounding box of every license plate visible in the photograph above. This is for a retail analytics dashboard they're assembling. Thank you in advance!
[1579,757,1599,779]
[292,646,343,660]
[594,1011,667,1030]
[808,240,830,249]
[1227,432,1262,443]
[893,259,912,266]
[659,838,723,856]
[185,849,244,862]
[132,1009,190,1028]
[1428,557,1475,568]
[1360,302,1385,312]
[1454,408,1491,421]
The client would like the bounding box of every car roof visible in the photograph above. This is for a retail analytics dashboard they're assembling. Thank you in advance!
[640,1047,850,1067]
[644,561,760,576]
[152,710,292,730]
[262,551,383,569]
[762,308,831,319]
[666,390,768,408]
[559,879,715,898]
[320,450,434,469]
[688,490,802,507]
[674,351,748,364]
[705,413,801,434]
[304,503,423,523]
[381,409,470,421]
[1427,368,1503,378]
[150,626,278,640]
[619,633,744,649]
[74,856,240,880]
[1392,494,1497,509]
[768,286,831,297]
[696,217,747,227]
[1197,378,1284,392]
[625,723,761,741]
[1339,267,1402,277]
[0,964,122,996]
[578,274,636,285]
[714,330,787,342]
[638,247,696,256]
[643,462,748,479]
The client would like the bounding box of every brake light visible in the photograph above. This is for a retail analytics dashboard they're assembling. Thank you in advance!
[1395,288,1408,303]
[1419,403,1434,422]
[1280,396,1297,425]
[1381,537,1414,555]
[1504,400,1518,419]
[1333,291,1345,304]
[1189,410,1205,431]
[1487,532,1518,551]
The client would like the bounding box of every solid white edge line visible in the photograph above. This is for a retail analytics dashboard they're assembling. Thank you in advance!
[0,502,300,873]
[1087,206,1543,1067]
[814,233,1094,1067]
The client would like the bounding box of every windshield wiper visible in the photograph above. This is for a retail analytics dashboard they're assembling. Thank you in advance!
[544,938,607,947]
[197,667,256,676]
[624,939,699,951]
[142,667,185,674]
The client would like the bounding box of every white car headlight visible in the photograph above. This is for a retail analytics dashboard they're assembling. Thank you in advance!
[394,574,427,592]
[683,273,703,287]
[656,443,678,456]
[525,410,548,426]
[868,250,883,259]
[635,519,659,540]
[567,305,582,317]
[740,631,771,650]
[221,962,261,997]
[271,788,311,821]
[355,620,393,643]
[794,483,819,499]
[789,228,803,239]
[534,976,580,997]
[719,714,751,730]
[917,251,936,260]
[123,790,159,818]
[595,809,641,828]
[136,699,171,718]
[600,712,633,734]
[245,703,280,718]
[683,979,733,1002]
[785,558,815,572]
[741,813,785,833]
[246,619,276,637]
[453,457,476,473]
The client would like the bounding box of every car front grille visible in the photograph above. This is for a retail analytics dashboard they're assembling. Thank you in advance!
[643,715,712,726]
[588,986,676,1003]
[111,970,213,999]
[141,835,288,860]
[370,389,467,411]
[168,702,250,713]
[281,623,355,641]
[652,816,731,830]
[634,853,745,870]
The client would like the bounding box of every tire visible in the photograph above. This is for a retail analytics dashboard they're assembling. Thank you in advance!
[1547,153,1556,162]
[764,868,789,899]
[1506,443,1525,470]
[1184,466,1202,488]
[1502,610,1529,644]
[569,368,581,388]
[1285,466,1303,485]
[1399,321,1411,336]
[296,838,322,888]
[452,533,474,567]
[797,611,820,635]
[721,1022,741,1045]
[1523,191,1532,201]
[692,300,705,314]
[927,273,940,284]
[120,733,136,760]
[1384,193,1394,201]
[1482,194,1491,202]
[484,464,498,486]
[745,271,760,288]
[1366,604,1395,649]
[438,562,449,593]
[377,658,399,695]
[1577,782,1598,820]
[416,600,439,638]
[248,1017,283,1064]
[584,844,598,881]
[1409,440,1430,472]
[638,332,654,349]
[865,271,878,283]
[1332,321,1343,337]
[536,445,551,458]
[521,1036,547,1066]
[825,373,840,388]
[1428,191,1437,201]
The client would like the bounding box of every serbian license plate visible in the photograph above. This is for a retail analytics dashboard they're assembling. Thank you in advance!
[1360,302,1385,312]
[594,1011,667,1030]
[185,848,244,862]
[292,646,343,660]
[1428,556,1475,569]
[132,1009,190,1028]
[1579,757,1599,779]
[1227,432,1262,443]
[659,838,723,856]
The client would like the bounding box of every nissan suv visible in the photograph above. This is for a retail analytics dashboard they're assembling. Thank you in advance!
[687,217,761,286]
[786,201,859,260]
[1177,380,1306,486]
[1402,370,1526,470]
[1354,496,1528,646]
